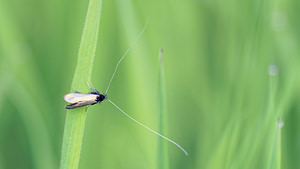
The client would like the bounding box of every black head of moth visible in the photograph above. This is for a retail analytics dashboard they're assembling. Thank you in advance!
[97,93,106,102]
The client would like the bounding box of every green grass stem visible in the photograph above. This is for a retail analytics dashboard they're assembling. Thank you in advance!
[266,64,282,169]
[59,0,102,168]
[157,48,169,169]
[267,118,283,169]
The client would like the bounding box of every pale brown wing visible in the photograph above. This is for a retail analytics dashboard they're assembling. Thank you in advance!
[64,93,98,104]
[65,100,98,109]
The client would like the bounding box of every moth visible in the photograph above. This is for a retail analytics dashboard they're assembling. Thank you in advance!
[64,86,106,109]
[64,25,188,156]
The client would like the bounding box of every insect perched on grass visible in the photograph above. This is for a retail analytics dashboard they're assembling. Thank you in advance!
[64,25,188,156]
[64,87,106,109]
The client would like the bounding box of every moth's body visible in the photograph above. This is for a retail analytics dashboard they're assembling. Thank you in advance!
[64,92,106,109]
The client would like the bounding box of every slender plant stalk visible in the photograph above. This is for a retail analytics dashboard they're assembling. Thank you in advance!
[157,48,169,169]
[267,64,282,169]
[266,118,283,169]
[267,118,283,169]
[60,0,102,168]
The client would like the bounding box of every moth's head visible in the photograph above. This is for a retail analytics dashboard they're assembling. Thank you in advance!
[97,94,107,102]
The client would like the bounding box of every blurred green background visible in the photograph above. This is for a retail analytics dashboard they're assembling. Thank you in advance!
[0,0,300,168]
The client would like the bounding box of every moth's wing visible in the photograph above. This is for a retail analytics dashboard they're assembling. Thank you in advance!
[65,100,97,109]
[64,93,98,103]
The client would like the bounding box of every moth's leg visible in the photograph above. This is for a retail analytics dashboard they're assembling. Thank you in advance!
[86,80,98,93]
[90,82,99,94]
[85,105,91,112]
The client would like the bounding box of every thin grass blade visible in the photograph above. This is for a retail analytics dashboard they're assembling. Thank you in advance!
[157,48,169,169]
[60,0,102,168]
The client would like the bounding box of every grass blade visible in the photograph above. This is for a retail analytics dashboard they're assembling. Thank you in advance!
[266,64,282,169]
[267,118,283,169]
[157,48,169,169]
[59,0,102,168]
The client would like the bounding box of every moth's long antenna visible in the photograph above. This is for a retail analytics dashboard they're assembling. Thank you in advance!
[107,98,188,156]
[105,21,148,95]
